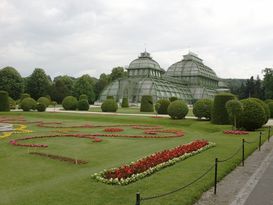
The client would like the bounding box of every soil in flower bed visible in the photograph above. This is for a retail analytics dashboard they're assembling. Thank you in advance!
[29,152,88,164]
[223,130,249,135]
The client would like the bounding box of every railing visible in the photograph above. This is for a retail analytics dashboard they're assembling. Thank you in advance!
[135,126,272,205]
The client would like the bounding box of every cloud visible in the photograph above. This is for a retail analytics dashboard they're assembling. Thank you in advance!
[0,0,273,79]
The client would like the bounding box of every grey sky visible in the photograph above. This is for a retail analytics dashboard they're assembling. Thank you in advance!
[0,0,273,79]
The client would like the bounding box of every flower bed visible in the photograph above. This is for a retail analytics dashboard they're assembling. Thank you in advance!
[104,128,124,132]
[223,130,249,135]
[92,140,215,185]
[29,152,88,164]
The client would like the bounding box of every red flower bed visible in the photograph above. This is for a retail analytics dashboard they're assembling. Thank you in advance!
[104,128,124,132]
[223,130,249,135]
[104,140,209,180]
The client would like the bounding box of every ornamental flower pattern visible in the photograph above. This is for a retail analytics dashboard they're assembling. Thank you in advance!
[223,130,249,135]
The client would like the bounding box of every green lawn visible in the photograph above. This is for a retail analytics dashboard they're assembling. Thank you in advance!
[0,112,268,205]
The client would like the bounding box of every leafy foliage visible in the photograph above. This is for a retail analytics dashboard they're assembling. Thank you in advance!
[155,99,170,114]
[101,99,118,112]
[169,97,178,102]
[37,97,51,107]
[167,100,188,119]
[193,99,213,120]
[79,94,88,101]
[78,99,90,111]
[249,98,270,124]
[9,97,16,109]
[36,103,46,112]
[140,95,154,112]
[21,97,36,111]
[121,97,129,108]
[0,90,10,111]
[268,102,273,118]
[62,96,78,110]
[50,79,72,104]
[73,74,95,104]
[225,100,243,129]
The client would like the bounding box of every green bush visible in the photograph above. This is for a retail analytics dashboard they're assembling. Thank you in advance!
[169,97,178,102]
[107,96,114,100]
[0,91,10,111]
[9,97,16,110]
[37,97,50,107]
[250,98,270,124]
[140,95,154,112]
[211,93,235,124]
[78,99,90,111]
[79,94,88,101]
[20,97,36,111]
[62,96,78,110]
[20,93,30,101]
[167,100,188,119]
[264,99,273,104]
[238,98,266,131]
[36,103,46,112]
[101,99,118,112]
[193,99,213,120]
[155,99,170,114]
[268,102,273,118]
[121,97,129,108]
[225,100,243,129]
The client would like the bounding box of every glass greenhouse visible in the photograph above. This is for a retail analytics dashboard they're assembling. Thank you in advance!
[98,51,220,104]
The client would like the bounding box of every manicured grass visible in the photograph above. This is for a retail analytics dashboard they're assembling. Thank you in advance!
[0,112,268,205]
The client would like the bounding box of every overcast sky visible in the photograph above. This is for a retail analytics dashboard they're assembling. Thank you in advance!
[1,0,273,79]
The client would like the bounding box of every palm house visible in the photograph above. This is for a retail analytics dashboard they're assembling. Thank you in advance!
[98,51,220,104]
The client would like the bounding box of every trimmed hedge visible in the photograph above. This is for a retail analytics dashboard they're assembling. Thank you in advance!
[0,91,10,111]
[238,98,266,131]
[21,97,36,111]
[107,96,114,100]
[193,99,213,120]
[155,99,170,114]
[225,99,243,129]
[36,103,46,112]
[37,97,51,107]
[62,96,78,110]
[121,97,129,108]
[79,94,88,101]
[211,93,235,124]
[78,99,90,111]
[20,93,30,101]
[264,99,273,104]
[169,97,178,102]
[250,98,270,124]
[167,100,188,119]
[101,99,118,112]
[268,102,273,118]
[140,95,154,112]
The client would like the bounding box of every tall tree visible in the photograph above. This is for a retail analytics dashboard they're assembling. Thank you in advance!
[0,66,24,99]
[25,68,51,100]
[263,68,273,99]
[54,75,75,91]
[50,79,72,104]
[94,73,111,100]
[110,67,127,81]
[73,74,95,103]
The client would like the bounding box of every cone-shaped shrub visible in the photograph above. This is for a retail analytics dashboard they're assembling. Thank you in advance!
[140,95,154,112]
[121,97,129,108]
[0,91,10,111]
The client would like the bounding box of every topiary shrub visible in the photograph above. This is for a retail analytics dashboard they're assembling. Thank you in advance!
[211,93,235,124]
[107,96,114,100]
[268,102,273,118]
[36,103,46,112]
[155,99,170,114]
[101,99,118,112]
[78,99,90,111]
[20,93,30,101]
[0,91,10,111]
[20,97,36,111]
[37,97,50,107]
[193,99,213,120]
[169,97,178,102]
[121,97,129,108]
[250,98,270,124]
[140,95,154,112]
[9,97,16,110]
[264,99,273,104]
[62,96,78,110]
[79,94,88,101]
[238,98,266,131]
[225,99,243,129]
[167,100,188,119]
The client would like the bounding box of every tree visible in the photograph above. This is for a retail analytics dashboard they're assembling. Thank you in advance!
[263,68,273,99]
[110,67,127,81]
[225,100,243,129]
[50,79,72,104]
[54,75,75,91]
[73,74,95,103]
[94,73,111,100]
[0,66,24,99]
[25,68,51,100]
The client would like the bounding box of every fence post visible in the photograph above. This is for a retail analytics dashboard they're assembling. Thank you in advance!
[214,158,218,194]
[135,192,140,205]
[268,126,271,142]
[242,139,245,167]
[259,132,262,151]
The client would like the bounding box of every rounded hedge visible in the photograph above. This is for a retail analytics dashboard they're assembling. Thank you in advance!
[193,99,213,120]
[238,98,266,131]
[167,100,188,119]
[225,99,243,128]
[36,103,46,112]
[155,99,170,114]
[107,96,114,100]
[37,97,50,107]
[78,99,90,111]
[169,97,178,102]
[21,97,36,111]
[0,91,10,111]
[9,97,16,109]
[249,98,270,124]
[264,99,273,104]
[268,102,273,118]
[211,93,235,124]
[121,97,129,108]
[62,96,78,110]
[140,95,154,112]
[101,99,118,112]
[79,94,88,101]
[20,93,30,101]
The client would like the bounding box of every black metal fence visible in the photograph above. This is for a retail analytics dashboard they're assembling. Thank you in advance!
[135,126,272,205]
